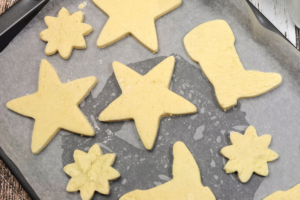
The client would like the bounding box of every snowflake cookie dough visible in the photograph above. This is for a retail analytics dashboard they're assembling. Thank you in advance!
[99,56,197,150]
[40,7,93,59]
[64,144,120,200]
[264,183,300,200]
[91,0,182,52]
[184,20,282,111]
[120,141,216,200]
[221,126,278,183]
[6,59,96,154]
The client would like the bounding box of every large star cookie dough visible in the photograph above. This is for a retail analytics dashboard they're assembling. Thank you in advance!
[184,20,282,111]
[99,56,197,150]
[221,126,278,183]
[120,141,216,200]
[40,7,93,59]
[91,0,182,52]
[64,144,120,200]
[264,183,300,200]
[6,59,97,154]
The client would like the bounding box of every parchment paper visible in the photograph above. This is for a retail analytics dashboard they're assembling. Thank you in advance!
[1,0,300,199]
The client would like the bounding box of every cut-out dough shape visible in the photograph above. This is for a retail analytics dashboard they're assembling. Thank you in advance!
[40,7,93,59]
[6,59,97,154]
[91,0,182,52]
[184,20,282,111]
[120,141,216,200]
[64,144,120,200]
[221,126,278,183]
[263,183,300,200]
[99,56,197,150]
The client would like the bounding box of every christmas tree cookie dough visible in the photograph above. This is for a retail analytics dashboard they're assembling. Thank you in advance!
[40,7,93,59]
[64,144,120,200]
[99,56,197,150]
[6,59,96,154]
[120,141,216,200]
[221,126,278,183]
[184,20,282,111]
[91,0,182,52]
[264,183,300,200]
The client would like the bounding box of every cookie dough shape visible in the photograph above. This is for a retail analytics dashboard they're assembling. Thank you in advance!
[6,59,96,154]
[120,141,216,200]
[40,7,93,59]
[99,56,197,150]
[221,126,278,183]
[64,144,120,200]
[91,0,182,52]
[263,183,300,200]
[184,20,282,111]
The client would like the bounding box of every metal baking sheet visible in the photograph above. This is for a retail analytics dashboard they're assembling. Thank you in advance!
[1,0,300,199]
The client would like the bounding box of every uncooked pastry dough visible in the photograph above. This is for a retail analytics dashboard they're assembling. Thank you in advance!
[40,7,93,59]
[263,183,300,200]
[120,141,216,200]
[64,144,120,200]
[221,126,278,183]
[6,59,96,154]
[99,56,197,150]
[91,0,182,52]
[184,20,282,111]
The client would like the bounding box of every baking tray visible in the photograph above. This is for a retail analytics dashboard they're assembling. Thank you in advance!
[0,1,299,199]
[0,0,49,52]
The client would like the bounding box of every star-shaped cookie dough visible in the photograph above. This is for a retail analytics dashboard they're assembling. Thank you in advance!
[91,0,182,52]
[221,126,278,183]
[264,183,300,200]
[120,141,216,200]
[64,144,120,200]
[99,56,197,150]
[40,7,93,59]
[184,20,282,111]
[6,59,97,154]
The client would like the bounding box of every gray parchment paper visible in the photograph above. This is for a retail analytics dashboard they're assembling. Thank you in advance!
[1,0,300,199]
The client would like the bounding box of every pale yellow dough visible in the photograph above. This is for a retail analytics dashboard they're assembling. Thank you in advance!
[6,59,97,154]
[264,183,300,200]
[99,56,197,150]
[91,0,182,52]
[64,144,120,200]
[184,20,282,111]
[120,141,216,200]
[40,7,93,59]
[221,126,278,183]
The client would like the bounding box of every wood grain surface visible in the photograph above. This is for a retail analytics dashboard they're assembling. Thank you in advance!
[0,159,31,200]
[0,0,19,15]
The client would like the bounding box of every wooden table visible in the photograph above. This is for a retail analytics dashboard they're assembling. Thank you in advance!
[0,0,298,199]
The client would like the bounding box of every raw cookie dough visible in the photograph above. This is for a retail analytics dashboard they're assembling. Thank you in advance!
[64,144,120,200]
[99,56,196,150]
[120,141,216,200]
[6,59,97,154]
[40,7,93,59]
[184,20,282,111]
[221,126,278,183]
[263,183,300,200]
[91,0,182,52]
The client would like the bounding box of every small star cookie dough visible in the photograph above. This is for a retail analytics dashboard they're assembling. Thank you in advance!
[221,126,278,183]
[184,20,282,111]
[99,56,197,150]
[64,144,120,200]
[91,0,182,52]
[40,7,93,59]
[120,141,216,200]
[6,59,97,154]
[264,183,300,200]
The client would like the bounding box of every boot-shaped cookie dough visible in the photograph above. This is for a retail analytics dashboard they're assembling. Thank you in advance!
[120,141,216,200]
[184,20,282,111]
